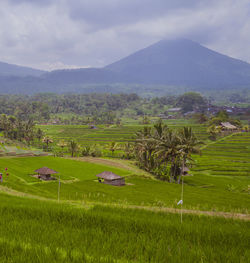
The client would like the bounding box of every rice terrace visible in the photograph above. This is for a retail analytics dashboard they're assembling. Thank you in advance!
[0,112,249,262]
[1,1,250,262]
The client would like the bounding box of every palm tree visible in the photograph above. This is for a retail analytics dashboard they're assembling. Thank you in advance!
[68,140,78,157]
[177,127,203,183]
[57,140,67,156]
[108,142,119,156]
[207,125,221,140]
[42,136,53,151]
[134,137,156,171]
[36,128,44,141]
[153,121,168,140]
[156,129,180,182]
[123,142,134,159]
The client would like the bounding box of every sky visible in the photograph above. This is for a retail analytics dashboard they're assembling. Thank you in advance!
[0,0,250,71]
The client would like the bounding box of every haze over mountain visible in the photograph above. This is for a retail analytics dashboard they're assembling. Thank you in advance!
[0,38,250,94]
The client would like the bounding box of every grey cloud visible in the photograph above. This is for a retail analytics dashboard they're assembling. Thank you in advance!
[0,0,250,70]
[66,0,214,30]
[7,0,54,6]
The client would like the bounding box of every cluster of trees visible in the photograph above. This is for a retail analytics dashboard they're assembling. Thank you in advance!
[0,92,210,124]
[134,122,202,182]
[176,92,208,113]
[0,114,43,144]
[0,95,50,121]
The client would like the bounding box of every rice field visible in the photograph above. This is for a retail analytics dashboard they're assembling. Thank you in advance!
[0,193,249,263]
[193,132,250,177]
[38,119,209,146]
[0,124,249,262]
[0,155,249,213]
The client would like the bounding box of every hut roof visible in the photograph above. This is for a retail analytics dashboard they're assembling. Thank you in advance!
[167,107,181,112]
[183,167,190,172]
[221,122,237,129]
[35,167,58,175]
[96,171,122,180]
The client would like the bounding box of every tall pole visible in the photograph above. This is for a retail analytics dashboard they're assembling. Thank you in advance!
[181,175,184,224]
[58,175,60,202]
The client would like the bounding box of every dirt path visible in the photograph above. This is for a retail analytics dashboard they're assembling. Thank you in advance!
[118,204,250,221]
[65,157,154,178]
[1,185,249,221]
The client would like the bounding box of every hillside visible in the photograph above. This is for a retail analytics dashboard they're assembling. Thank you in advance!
[105,38,250,88]
[1,38,250,94]
[0,61,45,77]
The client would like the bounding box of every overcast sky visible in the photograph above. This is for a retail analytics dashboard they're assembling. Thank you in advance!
[0,0,250,71]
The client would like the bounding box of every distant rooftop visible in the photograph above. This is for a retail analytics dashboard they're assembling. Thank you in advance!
[221,122,237,129]
[167,107,181,112]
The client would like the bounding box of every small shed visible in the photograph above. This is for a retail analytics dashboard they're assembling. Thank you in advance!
[167,107,182,112]
[182,167,190,176]
[221,122,237,130]
[35,167,58,181]
[96,171,125,186]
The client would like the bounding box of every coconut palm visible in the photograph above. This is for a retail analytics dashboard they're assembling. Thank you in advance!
[68,140,78,157]
[156,129,181,182]
[134,137,156,171]
[42,136,53,151]
[177,127,203,183]
[123,142,134,159]
[36,128,44,141]
[57,140,67,156]
[108,142,119,156]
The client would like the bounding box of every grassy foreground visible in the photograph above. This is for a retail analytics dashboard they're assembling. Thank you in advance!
[0,193,249,263]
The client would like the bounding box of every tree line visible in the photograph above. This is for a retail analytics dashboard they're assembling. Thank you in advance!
[0,92,209,124]
[0,114,43,144]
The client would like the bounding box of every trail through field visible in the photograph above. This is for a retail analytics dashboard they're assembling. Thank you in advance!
[65,157,154,178]
[1,185,249,221]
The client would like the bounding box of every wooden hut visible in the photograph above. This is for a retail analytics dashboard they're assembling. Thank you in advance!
[182,167,190,176]
[96,171,125,186]
[220,122,237,131]
[35,167,58,181]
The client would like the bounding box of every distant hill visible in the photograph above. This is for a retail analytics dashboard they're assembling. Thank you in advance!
[105,38,250,87]
[0,61,45,77]
[0,38,250,94]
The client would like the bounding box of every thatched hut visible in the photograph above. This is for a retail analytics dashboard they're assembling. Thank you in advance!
[220,122,237,131]
[182,167,190,176]
[96,171,125,186]
[35,167,58,180]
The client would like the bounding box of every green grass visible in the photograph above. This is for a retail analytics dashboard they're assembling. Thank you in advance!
[0,128,249,262]
[38,119,209,147]
[193,133,250,177]
[0,155,249,213]
[0,193,249,263]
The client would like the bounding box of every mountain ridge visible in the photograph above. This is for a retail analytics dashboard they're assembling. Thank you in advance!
[1,38,250,94]
[0,61,45,77]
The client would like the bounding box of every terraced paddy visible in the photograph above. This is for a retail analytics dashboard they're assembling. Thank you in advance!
[193,132,250,177]
[0,153,249,213]
[0,131,249,262]
[38,119,209,146]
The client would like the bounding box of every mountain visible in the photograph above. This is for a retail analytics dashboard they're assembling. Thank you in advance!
[105,38,250,87]
[0,38,250,94]
[0,61,45,77]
